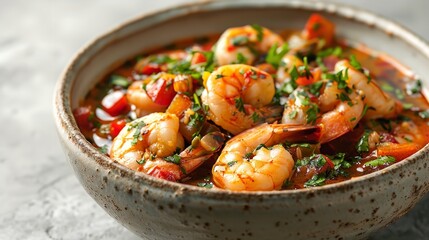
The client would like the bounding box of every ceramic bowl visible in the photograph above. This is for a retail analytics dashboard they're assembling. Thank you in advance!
[54,1,429,239]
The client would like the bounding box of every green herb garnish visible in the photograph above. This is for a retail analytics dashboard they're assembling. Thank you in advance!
[110,75,130,88]
[231,36,249,46]
[304,174,326,187]
[356,129,372,153]
[236,52,248,64]
[364,156,395,167]
[251,24,264,42]
[235,97,245,113]
[165,154,181,164]
[266,43,289,69]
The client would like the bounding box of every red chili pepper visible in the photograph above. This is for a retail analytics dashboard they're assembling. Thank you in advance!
[145,78,176,106]
[191,52,207,65]
[110,119,127,138]
[73,106,93,130]
[101,91,128,116]
[304,14,335,45]
[140,64,161,75]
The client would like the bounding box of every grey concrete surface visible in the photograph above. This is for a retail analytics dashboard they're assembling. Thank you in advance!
[0,0,428,239]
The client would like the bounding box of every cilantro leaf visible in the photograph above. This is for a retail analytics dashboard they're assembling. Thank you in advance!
[231,36,249,46]
[251,24,264,42]
[349,55,362,70]
[304,174,326,187]
[406,79,422,95]
[364,156,395,167]
[236,53,248,64]
[110,75,130,88]
[165,154,181,164]
[266,43,289,69]
[356,130,372,153]
[234,97,245,113]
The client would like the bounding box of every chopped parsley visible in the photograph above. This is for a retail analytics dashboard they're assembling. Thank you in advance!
[227,160,237,167]
[349,55,362,70]
[98,145,108,154]
[234,97,245,113]
[312,22,321,31]
[356,129,372,153]
[197,176,214,189]
[395,88,405,100]
[402,103,413,110]
[188,112,204,127]
[337,92,351,102]
[197,182,214,189]
[381,82,394,92]
[136,158,146,165]
[330,153,351,170]
[109,75,130,88]
[290,143,312,149]
[296,154,326,168]
[364,156,395,167]
[304,174,326,187]
[308,81,324,96]
[418,110,429,119]
[288,110,297,119]
[255,144,267,151]
[315,46,342,70]
[324,68,349,90]
[251,112,260,123]
[165,154,181,164]
[244,152,253,160]
[216,74,224,79]
[236,53,248,64]
[266,43,289,68]
[306,103,319,124]
[406,79,422,95]
[129,121,146,145]
[231,36,249,46]
[251,24,264,42]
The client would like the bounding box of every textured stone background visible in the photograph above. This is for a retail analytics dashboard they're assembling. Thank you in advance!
[1,0,429,239]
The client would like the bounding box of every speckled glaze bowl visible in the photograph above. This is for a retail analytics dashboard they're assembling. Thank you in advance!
[54,1,429,239]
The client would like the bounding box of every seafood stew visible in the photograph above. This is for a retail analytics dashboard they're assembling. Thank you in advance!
[73,14,429,191]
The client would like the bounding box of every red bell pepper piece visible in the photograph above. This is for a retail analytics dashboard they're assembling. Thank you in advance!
[101,91,128,117]
[146,78,176,106]
[73,106,93,130]
[304,14,335,45]
[140,64,161,75]
[191,52,207,65]
[110,119,127,138]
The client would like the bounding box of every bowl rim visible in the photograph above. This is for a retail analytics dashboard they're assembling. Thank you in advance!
[54,0,429,200]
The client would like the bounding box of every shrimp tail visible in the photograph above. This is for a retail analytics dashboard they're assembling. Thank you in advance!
[254,105,284,124]
[179,131,226,175]
[271,124,321,143]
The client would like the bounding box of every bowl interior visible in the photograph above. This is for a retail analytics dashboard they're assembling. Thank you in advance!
[69,1,429,109]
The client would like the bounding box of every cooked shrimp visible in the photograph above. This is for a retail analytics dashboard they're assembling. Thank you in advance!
[201,64,281,135]
[127,73,177,117]
[212,123,320,191]
[276,55,304,84]
[110,112,225,181]
[282,79,365,143]
[317,85,365,143]
[335,60,402,119]
[126,80,166,117]
[215,25,284,65]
